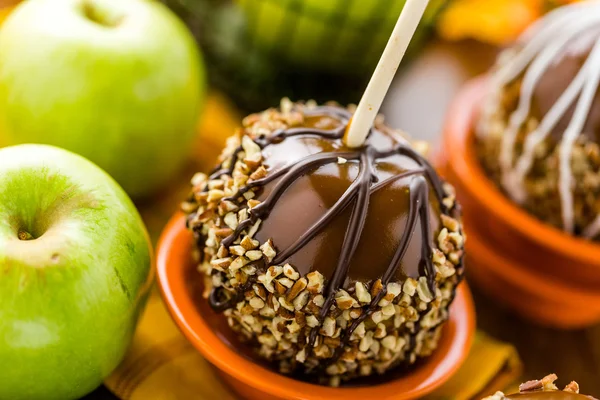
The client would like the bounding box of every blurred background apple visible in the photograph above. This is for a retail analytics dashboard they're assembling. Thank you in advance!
[0,144,153,400]
[0,0,205,198]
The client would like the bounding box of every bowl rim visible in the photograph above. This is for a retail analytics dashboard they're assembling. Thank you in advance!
[443,76,600,265]
[464,214,600,307]
[466,248,600,329]
[157,212,476,400]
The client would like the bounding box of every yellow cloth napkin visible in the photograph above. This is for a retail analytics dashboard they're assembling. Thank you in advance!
[105,291,237,400]
[105,290,521,400]
[105,93,522,400]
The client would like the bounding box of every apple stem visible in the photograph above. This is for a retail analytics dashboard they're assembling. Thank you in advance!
[18,230,34,241]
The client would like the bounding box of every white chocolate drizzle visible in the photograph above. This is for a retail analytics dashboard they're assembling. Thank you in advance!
[480,1,600,236]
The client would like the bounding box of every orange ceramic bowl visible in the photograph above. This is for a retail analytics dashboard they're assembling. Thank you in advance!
[441,77,600,328]
[157,213,476,400]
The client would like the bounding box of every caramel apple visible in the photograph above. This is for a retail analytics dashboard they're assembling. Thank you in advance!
[477,2,600,239]
[182,100,465,385]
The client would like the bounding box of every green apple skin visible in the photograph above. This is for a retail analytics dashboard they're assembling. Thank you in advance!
[0,144,153,400]
[0,0,205,198]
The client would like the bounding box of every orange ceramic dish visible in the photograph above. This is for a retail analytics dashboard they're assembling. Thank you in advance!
[441,77,600,328]
[157,213,476,400]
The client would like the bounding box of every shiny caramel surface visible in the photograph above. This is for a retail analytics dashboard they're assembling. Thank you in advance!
[254,115,441,286]
[508,392,592,400]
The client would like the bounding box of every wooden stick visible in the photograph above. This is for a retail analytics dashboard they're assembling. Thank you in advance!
[344,0,430,148]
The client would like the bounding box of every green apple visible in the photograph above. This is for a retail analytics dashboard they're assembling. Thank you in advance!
[236,0,445,73]
[0,144,153,400]
[0,0,205,198]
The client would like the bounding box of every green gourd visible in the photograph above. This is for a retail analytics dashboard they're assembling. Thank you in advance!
[163,0,447,111]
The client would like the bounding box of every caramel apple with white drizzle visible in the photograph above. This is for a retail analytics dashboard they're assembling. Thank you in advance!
[477,1,600,239]
[182,100,464,385]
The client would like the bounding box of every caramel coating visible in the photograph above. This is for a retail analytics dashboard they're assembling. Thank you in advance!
[532,29,600,143]
[255,114,441,285]
[508,393,590,400]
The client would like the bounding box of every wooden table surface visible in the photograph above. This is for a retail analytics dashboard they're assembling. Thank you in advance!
[87,39,600,399]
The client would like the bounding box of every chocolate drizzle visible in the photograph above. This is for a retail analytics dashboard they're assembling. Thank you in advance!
[206,105,453,361]
[335,175,435,345]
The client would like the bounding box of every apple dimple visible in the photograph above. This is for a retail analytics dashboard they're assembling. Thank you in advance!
[17,230,35,241]
[78,0,125,28]
[2,165,104,271]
